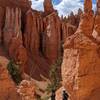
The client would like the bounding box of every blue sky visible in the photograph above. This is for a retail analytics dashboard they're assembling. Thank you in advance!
[80,0,96,4]
[31,0,96,16]
[52,0,62,5]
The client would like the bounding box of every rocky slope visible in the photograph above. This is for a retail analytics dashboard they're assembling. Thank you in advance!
[0,56,22,100]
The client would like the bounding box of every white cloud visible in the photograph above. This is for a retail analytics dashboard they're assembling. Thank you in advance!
[31,0,96,16]
[54,0,83,16]
[31,0,44,11]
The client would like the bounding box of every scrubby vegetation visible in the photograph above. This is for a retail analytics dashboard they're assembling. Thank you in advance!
[7,60,22,85]
[46,57,62,93]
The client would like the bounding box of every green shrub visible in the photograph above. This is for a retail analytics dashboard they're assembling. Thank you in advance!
[7,60,22,85]
[46,57,62,93]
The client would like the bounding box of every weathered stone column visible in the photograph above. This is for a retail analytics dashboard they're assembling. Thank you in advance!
[24,10,40,55]
[43,12,61,64]
[3,7,22,49]
[44,0,54,15]
[84,0,92,13]
[61,1,100,99]
[62,32,100,100]
[97,0,100,14]
[92,0,100,42]
[78,0,94,37]
[8,37,28,78]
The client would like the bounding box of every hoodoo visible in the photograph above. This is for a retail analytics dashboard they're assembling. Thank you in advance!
[0,0,100,100]
[61,0,100,100]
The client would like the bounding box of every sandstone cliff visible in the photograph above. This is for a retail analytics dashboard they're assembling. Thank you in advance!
[0,0,80,80]
[61,0,100,100]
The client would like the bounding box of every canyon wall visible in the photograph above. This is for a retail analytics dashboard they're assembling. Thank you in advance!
[0,0,80,80]
[0,0,100,99]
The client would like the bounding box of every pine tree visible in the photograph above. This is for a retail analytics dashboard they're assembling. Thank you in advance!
[47,57,62,93]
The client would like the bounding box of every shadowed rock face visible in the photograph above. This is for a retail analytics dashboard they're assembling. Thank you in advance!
[0,0,31,13]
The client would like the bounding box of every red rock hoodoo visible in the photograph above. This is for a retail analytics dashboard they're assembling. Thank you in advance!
[61,0,100,100]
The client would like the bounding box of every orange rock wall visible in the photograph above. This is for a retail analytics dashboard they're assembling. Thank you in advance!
[0,0,80,80]
[61,0,100,99]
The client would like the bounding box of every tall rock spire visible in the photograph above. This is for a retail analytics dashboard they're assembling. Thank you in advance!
[97,0,100,14]
[84,0,92,13]
[77,0,94,37]
[44,0,55,15]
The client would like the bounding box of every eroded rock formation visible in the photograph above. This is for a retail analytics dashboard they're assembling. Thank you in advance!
[23,0,80,79]
[0,0,79,80]
[0,0,80,81]
[0,0,100,99]
[62,33,100,100]
[0,56,21,100]
[43,12,61,63]
[61,0,100,100]
[97,0,100,13]
[3,7,22,48]
[0,0,88,100]
[61,9,82,43]
[78,0,94,37]
[17,80,36,100]
[84,0,92,13]
[44,0,55,15]
[24,9,40,55]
